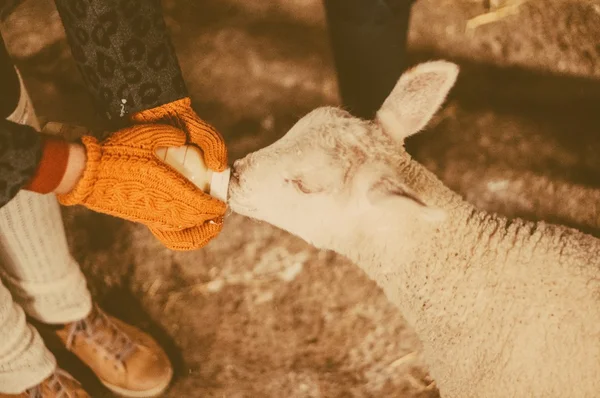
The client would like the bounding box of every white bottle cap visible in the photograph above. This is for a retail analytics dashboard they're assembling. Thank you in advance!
[209,168,230,203]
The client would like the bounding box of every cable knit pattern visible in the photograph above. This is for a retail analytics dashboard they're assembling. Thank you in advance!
[149,217,223,251]
[57,123,227,250]
[130,97,228,172]
[1,0,192,207]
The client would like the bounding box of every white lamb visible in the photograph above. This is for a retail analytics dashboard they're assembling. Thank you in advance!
[228,61,600,398]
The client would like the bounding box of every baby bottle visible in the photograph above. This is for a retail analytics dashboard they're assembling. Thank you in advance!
[155,146,230,202]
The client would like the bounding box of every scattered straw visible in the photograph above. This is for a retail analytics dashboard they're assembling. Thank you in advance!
[466,0,530,34]
[388,351,419,370]
[164,291,184,312]
[147,278,162,297]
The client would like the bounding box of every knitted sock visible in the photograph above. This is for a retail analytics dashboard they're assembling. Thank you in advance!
[0,280,56,393]
[0,67,57,393]
[1,69,92,324]
[0,71,94,392]
[0,190,93,324]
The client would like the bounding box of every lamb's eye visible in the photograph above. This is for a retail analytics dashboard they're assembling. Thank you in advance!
[286,178,314,194]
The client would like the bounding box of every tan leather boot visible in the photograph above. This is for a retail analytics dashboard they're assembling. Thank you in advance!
[43,305,172,398]
[0,369,89,397]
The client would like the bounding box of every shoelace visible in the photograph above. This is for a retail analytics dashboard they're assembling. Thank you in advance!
[26,369,74,398]
[66,306,136,363]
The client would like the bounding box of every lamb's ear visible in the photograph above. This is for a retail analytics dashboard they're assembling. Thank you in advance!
[367,176,446,222]
[376,60,459,142]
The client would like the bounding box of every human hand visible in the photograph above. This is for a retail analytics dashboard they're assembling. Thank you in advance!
[53,122,227,251]
[130,97,228,172]
[53,142,86,195]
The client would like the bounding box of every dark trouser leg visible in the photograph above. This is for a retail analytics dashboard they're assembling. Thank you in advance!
[323,0,415,119]
[0,31,20,119]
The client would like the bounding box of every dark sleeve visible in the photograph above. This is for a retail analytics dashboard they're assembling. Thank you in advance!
[0,119,43,208]
[53,0,188,127]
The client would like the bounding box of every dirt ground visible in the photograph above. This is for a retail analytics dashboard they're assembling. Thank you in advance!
[1,0,599,396]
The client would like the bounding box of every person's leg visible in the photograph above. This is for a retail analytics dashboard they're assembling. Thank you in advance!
[322,0,415,119]
[1,43,93,325]
[0,278,57,393]
[0,190,93,324]
[0,34,172,397]
[0,29,70,395]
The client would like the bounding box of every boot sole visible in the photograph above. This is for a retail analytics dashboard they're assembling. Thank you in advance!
[100,367,173,398]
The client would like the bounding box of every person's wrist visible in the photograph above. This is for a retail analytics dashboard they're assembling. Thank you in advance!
[54,143,87,194]
[24,135,71,194]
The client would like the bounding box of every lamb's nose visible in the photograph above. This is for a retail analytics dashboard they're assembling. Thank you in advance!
[232,159,243,179]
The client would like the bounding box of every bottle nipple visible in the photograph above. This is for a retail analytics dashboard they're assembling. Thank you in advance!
[155,146,230,202]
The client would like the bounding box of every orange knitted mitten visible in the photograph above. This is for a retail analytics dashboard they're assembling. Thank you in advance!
[130,97,228,172]
[57,123,227,251]
[129,97,229,250]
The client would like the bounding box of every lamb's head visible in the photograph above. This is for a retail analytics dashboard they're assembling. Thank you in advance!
[228,61,459,248]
